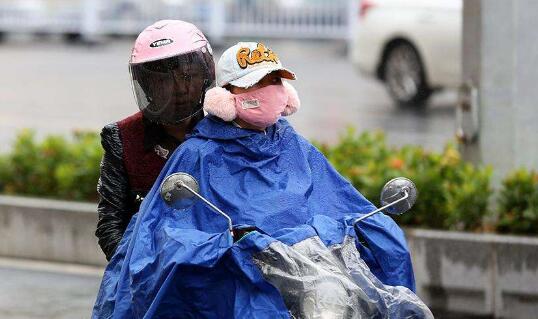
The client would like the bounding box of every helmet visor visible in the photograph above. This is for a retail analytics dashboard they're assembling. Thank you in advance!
[129,50,215,124]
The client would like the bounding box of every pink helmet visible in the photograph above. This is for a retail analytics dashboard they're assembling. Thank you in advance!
[129,20,215,125]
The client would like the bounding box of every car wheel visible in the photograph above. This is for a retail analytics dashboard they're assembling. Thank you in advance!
[63,32,83,43]
[383,42,431,106]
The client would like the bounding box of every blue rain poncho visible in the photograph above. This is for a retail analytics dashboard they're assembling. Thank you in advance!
[93,116,424,318]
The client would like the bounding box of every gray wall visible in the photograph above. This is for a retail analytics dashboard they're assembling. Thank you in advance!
[410,228,538,319]
[462,0,538,182]
[0,196,106,266]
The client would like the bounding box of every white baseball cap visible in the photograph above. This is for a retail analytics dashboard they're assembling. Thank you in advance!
[216,42,296,88]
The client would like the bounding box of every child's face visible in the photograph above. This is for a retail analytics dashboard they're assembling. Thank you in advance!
[230,72,282,94]
[228,71,287,131]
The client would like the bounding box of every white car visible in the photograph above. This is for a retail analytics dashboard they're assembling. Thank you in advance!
[350,0,462,106]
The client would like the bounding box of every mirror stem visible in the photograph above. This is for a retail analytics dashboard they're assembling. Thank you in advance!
[176,181,234,235]
[353,190,409,225]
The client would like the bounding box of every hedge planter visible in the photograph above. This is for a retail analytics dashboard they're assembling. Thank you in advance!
[407,228,538,319]
[0,195,105,266]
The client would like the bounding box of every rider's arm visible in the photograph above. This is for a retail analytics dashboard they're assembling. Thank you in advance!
[95,124,131,261]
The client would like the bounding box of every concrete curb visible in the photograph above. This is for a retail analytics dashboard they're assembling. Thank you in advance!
[407,228,538,319]
[0,195,106,266]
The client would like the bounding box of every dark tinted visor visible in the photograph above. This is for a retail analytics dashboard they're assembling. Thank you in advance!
[129,49,215,124]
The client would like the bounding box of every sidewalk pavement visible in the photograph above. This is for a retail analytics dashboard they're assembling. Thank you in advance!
[0,258,102,319]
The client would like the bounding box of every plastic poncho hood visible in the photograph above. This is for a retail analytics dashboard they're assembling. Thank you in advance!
[92,116,421,318]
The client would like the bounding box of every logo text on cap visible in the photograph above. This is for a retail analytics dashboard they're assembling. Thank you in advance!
[236,43,279,69]
[150,39,174,48]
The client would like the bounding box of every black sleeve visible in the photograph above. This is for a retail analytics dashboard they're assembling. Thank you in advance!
[95,123,131,261]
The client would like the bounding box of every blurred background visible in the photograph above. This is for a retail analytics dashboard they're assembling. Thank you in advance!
[0,0,537,318]
[0,0,459,153]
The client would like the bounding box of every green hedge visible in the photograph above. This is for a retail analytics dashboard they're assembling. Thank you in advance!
[315,128,492,232]
[496,169,538,234]
[0,129,536,235]
[0,130,102,201]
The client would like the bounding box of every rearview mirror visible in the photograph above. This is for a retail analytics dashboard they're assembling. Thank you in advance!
[160,173,200,210]
[159,172,233,233]
[354,177,417,224]
[380,177,417,215]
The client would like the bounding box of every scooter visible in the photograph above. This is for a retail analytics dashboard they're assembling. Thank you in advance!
[160,174,417,239]
[158,174,432,318]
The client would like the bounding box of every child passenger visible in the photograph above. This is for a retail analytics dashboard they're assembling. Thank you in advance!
[201,42,415,289]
